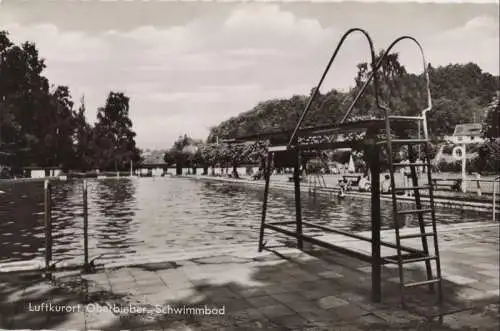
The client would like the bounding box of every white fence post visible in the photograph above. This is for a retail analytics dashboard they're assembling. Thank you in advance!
[476,173,482,197]
[452,144,467,192]
[494,177,499,222]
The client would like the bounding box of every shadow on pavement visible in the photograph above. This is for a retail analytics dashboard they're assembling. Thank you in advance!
[1,246,498,330]
[0,270,126,330]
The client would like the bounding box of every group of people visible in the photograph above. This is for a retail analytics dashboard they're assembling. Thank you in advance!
[338,170,413,197]
[337,172,372,198]
[248,158,423,197]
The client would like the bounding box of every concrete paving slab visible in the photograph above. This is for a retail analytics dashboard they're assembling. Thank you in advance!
[0,223,498,330]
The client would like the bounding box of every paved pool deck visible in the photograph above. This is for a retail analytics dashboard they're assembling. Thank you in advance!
[0,222,498,330]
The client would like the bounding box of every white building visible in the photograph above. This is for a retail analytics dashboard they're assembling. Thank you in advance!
[444,123,484,145]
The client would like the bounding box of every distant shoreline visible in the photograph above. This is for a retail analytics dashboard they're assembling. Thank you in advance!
[186,174,499,215]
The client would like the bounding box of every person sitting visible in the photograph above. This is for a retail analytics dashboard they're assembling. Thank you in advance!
[338,178,346,190]
[451,179,462,192]
[246,167,254,177]
[337,179,346,199]
[337,188,345,199]
[252,168,263,180]
[381,174,391,193]
[358,175,371,192]
[345,179,352,191]
[0,166,12,179]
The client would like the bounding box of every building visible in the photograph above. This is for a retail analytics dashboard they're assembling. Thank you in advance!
[138,150,168,176]
[444,123,484,145]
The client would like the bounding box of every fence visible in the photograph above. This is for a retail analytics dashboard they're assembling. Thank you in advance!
[43,179,94,275]
[0,177,115,276]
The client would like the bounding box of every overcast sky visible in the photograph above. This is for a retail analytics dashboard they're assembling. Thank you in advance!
[1,0,498,149]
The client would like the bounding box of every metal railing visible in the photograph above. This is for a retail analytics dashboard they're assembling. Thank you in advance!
[341,35,432,126]
[0,176,127,276]
[288,28,379,146]
[42,178,93,277]
[40,177,120,276]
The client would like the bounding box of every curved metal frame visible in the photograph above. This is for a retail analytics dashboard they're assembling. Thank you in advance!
[341,36,433,132]
[288,28,380,146]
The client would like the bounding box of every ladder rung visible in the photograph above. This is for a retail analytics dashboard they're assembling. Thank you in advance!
[405,256,438,264]
[384,256,436,264]
[404,278,441,288]
[384,253,423,261]
[394,185,431,191]
[399,232,436,239]
[268,145,289,152]
[379,139,428,145]
[392,162,427,167]
[388,116,424,121]
[396,208,433,215]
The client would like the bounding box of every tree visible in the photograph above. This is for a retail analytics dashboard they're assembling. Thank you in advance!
[93,92,141,171]
[225,143,247,178]
[482,94,500,139]
[1,29,145,174]
[190,146,207,175]
[199,143,221,175]
[164,134,197,175]
[208,56,499,145]
[0,31,53,172]
[73,95,95,170]
[43,85,78,171]
[245,141,268,169]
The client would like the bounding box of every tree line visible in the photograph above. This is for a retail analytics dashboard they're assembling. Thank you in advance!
[165,53,499,175]
[163,134,269,177]
[0,30,141,176]
[208,53,499,141]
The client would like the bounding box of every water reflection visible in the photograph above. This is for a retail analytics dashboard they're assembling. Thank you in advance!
[92,179,139,259]
[50,180,86,262]
[0,181,44,263]
[0,177,493,264]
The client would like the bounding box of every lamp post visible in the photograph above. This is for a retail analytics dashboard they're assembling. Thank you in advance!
[0,96,5,168]
[0,95,4,151]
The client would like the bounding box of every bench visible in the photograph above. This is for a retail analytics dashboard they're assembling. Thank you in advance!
[288,176,304,182]
[431,178,462,192]
[342,174,362,186]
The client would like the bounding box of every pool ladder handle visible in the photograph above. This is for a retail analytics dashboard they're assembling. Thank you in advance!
[43,258,65,279]
[83,253,105,274]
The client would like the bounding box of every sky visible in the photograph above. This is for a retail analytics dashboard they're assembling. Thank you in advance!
[1,0,498,150]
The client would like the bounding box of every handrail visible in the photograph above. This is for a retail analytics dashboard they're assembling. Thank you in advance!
[341,36,432,136]
[288,28,379,146]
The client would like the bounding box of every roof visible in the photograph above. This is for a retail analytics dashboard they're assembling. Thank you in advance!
[141,150,166,165]
[453,123,483,137]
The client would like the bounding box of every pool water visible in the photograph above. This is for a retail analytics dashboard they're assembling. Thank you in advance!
[0,177,492,264]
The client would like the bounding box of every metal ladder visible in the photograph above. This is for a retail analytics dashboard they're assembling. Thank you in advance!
[382,113,444,307]
[308,173,326,194]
